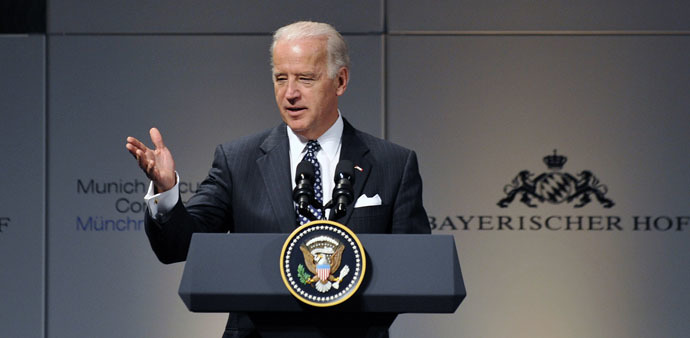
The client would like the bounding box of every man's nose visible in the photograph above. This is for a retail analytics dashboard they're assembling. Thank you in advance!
[285,79,300,100]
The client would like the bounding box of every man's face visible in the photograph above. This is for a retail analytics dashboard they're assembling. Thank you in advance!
[272,37,348,140]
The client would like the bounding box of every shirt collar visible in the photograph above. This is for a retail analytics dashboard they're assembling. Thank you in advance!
[287,112,343,163]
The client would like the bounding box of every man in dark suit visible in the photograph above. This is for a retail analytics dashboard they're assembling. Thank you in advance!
[126,21,430,337]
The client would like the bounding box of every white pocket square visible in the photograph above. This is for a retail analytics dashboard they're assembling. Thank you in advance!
[354,194,382,208]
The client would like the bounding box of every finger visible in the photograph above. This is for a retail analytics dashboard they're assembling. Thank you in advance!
[134,149,146,167]
[126,136,149,152]
[136,149,154,169]
[125,143,139,158]
[145,159,156,178]
[149,127,166,150]
[146,159,154,172]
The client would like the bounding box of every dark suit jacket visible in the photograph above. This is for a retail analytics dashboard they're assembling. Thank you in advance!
[144,119,430,336]
[145,119,430,263]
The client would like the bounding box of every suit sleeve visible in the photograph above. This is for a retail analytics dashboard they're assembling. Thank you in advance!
[391,150,431,234]
[144,145,234,264]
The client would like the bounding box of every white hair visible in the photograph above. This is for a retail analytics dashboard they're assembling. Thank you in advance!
[271,21,350,78]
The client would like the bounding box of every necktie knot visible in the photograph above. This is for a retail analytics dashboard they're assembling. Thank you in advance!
[307,140,321,153]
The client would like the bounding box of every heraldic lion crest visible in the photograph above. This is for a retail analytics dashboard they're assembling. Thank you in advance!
[497,150,614,208]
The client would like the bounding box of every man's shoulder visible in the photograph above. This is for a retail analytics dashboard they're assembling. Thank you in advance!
[217,123,286,154]
[348,124,415,158]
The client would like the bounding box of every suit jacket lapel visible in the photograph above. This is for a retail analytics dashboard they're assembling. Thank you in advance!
[257,124,297,232]
[338,120,372,226]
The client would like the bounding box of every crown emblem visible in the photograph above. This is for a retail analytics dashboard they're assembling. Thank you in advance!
[543,149,567,170]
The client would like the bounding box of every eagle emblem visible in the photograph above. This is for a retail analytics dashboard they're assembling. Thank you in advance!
[298,236,350,293]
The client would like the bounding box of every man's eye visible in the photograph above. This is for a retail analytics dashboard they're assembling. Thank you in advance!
[300,77,314,82]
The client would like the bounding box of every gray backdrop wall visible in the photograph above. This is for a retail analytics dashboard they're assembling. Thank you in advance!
[1,1,689,337]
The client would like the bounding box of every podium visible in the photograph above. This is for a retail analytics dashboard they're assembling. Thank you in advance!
[179,233,466,337]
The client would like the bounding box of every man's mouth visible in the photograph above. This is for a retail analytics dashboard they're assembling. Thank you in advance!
[286,107,307,113]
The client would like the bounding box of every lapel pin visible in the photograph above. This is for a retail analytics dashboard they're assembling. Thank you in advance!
[354,165,363,172]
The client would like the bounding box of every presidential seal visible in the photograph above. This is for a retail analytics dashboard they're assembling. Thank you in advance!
[280,220,366,307]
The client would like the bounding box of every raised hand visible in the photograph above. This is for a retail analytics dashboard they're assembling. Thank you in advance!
[125,127,177,192]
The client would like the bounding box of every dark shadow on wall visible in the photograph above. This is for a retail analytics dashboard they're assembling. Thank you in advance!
[0,0,46,33]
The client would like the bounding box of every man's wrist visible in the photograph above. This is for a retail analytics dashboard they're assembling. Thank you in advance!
[145,172,180,219]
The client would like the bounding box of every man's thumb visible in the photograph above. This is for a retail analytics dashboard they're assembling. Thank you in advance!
[149,127,166,149]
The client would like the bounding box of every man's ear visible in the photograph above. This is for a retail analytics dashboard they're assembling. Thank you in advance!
[335,67,349,96]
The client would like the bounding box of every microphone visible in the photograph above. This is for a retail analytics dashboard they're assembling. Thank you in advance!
[330,160,355,220]
[293,160,316,221]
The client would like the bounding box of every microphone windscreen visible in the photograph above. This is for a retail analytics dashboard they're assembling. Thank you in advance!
[296,160,315,181]
[334,160,354,181]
